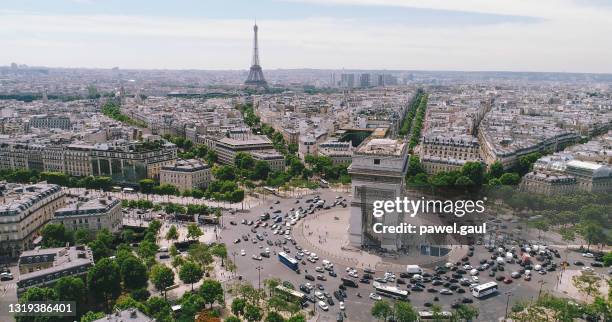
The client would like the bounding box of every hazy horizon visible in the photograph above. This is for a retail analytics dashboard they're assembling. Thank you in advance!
[2,0,612,73]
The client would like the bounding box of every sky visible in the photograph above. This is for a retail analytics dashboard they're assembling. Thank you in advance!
[1,0,612,73]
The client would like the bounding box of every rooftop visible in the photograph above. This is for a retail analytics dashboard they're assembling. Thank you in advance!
[355,138,406,156]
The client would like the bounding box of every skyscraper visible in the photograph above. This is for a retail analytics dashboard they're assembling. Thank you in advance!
[245,23,267,87]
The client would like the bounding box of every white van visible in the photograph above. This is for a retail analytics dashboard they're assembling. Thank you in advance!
[406,265,423,275]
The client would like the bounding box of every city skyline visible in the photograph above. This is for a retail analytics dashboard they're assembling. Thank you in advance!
[1,0,612,73]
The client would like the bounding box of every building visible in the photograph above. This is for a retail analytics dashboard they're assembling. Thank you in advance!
[318,140,353,165]
[16,245,94,294]
[340,74,355,88]
[420,135,482,174]
[359,73,371,88]
[92,309,154,322]
[28,115,71,130]
[0,183,65,258]
[348,138,409,251]
[0,140,178,182]
[53,195,122,233]
[250,150,286,172]
[214,135,275,165]
[159,159,212,191]
[520,172,577,195]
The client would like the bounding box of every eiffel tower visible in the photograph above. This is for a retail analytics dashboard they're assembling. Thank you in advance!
[245,22,268,87]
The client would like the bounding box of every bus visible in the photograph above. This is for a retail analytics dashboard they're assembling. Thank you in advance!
[264,186,278,195]
[340,277,358,288]
[275,285,306,305]
[319,179,329,188]
[418,311,452,321]
[471,281,498,298]
[373,282,408,300]
[278,252,299,271]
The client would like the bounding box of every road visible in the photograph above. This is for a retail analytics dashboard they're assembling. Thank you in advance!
[218,189,610,322]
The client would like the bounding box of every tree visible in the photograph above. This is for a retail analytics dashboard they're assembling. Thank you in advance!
[137,240,159,259]
[150,264,175,299]
[16,287,58,322]
[461,162,485,186]
[394,301,418,322]
[453,304,479,321]
[603,252,612,266]
[199,279,224,308]
[210,243,228,267]
[244,304,262,322]
[488,161,504,179]
[114,294,148,313]
[499,172,521,185]
[266,311,285,322]
[581,221,605,251]
[80,311,105,322]
[231,298,247,316]
[121,256,149,290]
[74,228,91,245]
[213,165,237,181]
[41,223,73,247]
[286,315,306,322]
[166,225,179,242]
[54,276,86,313]
[187,223,203,240]
[146,296,173,322]
[264,278,281,297]
[225,317,242,322]
[179,261,203,291]
[87,258,122,311]
[253,161,271,181]
[371,300,393,321]
[139,179,156,193]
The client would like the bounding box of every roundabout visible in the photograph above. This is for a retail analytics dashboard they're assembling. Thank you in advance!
[292,206,468,272]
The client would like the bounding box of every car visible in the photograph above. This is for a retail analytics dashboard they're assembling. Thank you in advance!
[327,297,334,305]
[339,302,345,310]
[252,255,262,261]
[159,254,170,259]
[582,253,594,258]
[471,276,479,282]
[305,275,315,281]
[329,271,337,277]
[574,261,585,266]
[369,293,382,301]
[359,278,370,284]
[591,262,603,268]
[230,221,237,225]
[511,272,521,278]
[503,278,513,284]
[315,267,324,273]
[427,288,438,293]
[440,289,453,295]
[496,275,505,281]
[318,301,329,311]
[524,275,532,281]
[411,286,423,292]
[241,249,246,256]
[489,271,496,277]
[461,297,474,303]
[0,272,13,281]
[317,275,327,281]
[582,267,594,273]
[456,288,466,294]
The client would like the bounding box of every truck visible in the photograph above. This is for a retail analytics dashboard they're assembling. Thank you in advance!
[406,265,423,275]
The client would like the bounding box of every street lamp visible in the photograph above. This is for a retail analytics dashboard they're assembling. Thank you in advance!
[255,266,263,291]
[504,291,513,319]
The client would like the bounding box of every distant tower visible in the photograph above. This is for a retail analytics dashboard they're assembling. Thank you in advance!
[245,22,268,87]
[42,89,48,103]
